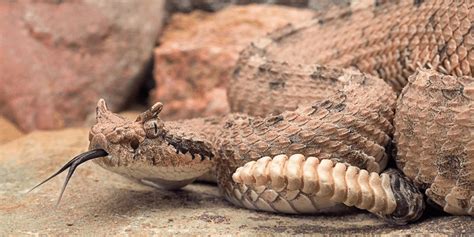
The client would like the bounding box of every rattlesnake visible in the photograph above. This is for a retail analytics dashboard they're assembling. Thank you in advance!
[32,0,473,225]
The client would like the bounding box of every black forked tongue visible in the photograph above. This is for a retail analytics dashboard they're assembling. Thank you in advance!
[28,149,108,205]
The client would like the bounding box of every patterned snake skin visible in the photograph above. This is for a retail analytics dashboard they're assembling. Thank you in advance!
[37,0,472,226]
[394,69,473,215]
[225,0,473,216]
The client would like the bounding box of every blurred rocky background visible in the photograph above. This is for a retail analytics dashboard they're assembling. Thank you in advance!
[0,0,166,131]
[153,5,315,119]
[0,0,352,132]
[0,0,472,235]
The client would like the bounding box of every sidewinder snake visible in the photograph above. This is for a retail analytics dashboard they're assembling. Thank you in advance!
[31,0,473,225]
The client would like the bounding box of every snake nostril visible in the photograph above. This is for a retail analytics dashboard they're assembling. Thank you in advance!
[130,137,140,150]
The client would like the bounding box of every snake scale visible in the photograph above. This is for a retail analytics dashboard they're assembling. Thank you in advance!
[32,0,473,225]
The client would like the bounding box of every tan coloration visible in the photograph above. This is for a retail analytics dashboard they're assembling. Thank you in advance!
[230,0,473,96]
[197,168,218,183]
[210,67,415,222]
[0,116,23,145]
[2,128,471,235]
[232,154,397,216]
[91,66,400,221]
[217,68,396,198]
[45,1,472,225]
[225,0,473,218]
[152,5,315,120]
[394,69,474,216]
[89,100,214,189]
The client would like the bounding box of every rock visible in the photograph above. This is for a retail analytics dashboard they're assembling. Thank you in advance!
[0,128,472,235]
[0,116,23,145]
[0,1,166,132]
[152,5,315,120]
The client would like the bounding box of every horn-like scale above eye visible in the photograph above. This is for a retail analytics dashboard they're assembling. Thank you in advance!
[136,102,164,123]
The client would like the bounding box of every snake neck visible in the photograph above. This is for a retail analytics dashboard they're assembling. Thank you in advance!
[162,117,223,160]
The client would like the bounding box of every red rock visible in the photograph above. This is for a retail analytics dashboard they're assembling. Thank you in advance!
[0,1,165,132]
[152,5,315,120]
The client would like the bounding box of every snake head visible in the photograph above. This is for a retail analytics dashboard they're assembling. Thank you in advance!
[30,99,212,204]
[89,99,150,153]
[88,99,165,170]
[89,99,213,189]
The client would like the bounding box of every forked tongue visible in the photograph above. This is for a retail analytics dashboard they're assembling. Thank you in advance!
[28,149,108,205]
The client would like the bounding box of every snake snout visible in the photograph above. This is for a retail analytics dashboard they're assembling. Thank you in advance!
[89,98,147,154]
[89,132,108,151]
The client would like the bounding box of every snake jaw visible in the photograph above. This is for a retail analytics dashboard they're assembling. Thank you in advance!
[88,99,214,187]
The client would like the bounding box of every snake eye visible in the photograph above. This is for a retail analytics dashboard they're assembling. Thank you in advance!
[153,122,158,135]
[144,119,163,138]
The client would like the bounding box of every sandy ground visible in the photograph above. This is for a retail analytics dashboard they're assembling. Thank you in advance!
[0,126,472,236]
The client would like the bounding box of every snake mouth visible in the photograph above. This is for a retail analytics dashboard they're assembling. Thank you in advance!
[28,149,108,205]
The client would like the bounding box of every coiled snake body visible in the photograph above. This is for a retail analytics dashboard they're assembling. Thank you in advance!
[33,1,473,225]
